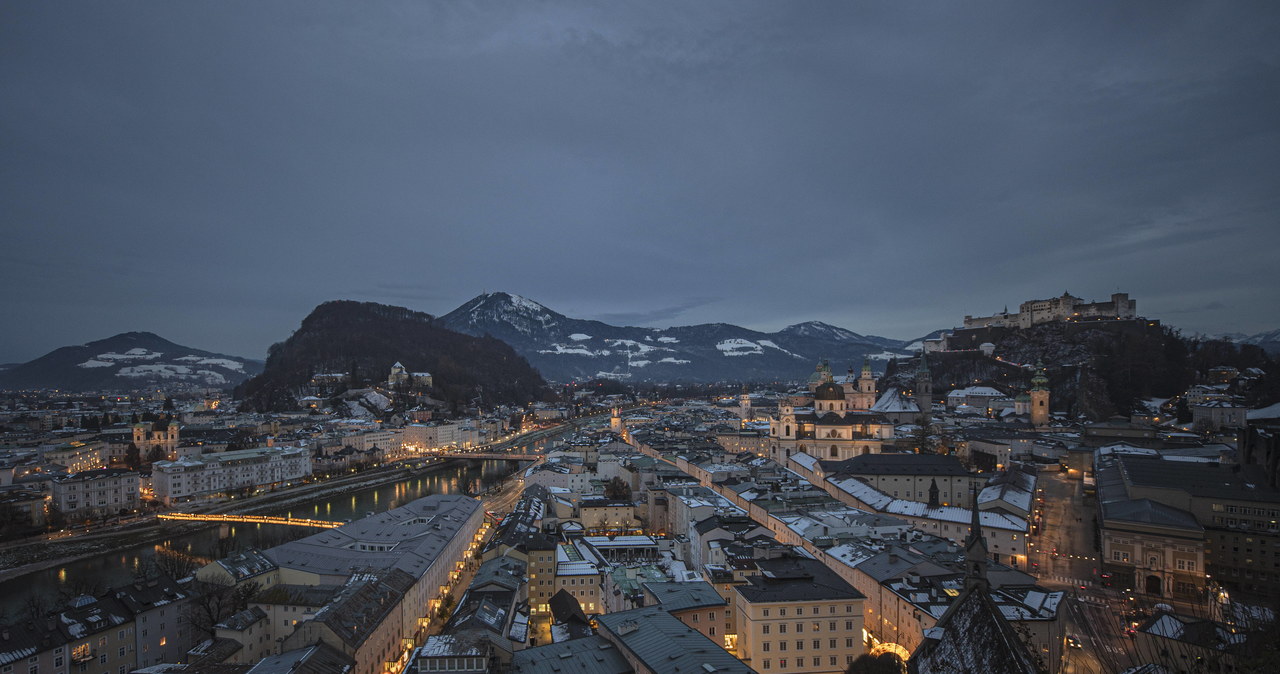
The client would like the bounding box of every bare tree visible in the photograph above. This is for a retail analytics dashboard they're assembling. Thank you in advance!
[182,578,260,639]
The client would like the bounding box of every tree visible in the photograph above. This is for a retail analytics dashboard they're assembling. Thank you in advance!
[163,396,175,412]
[46,504,67,532]
[183,578,260,639]
[146,445,167,464]
[603,476,632,501]
[124,443,142,470]
[845,653,904,674]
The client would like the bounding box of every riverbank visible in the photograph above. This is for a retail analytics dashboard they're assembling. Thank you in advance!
[0,458,481,583]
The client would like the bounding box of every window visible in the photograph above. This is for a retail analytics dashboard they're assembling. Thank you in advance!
[779,641,787,651]
[795,640,803,650]
[779,624,787,634]
[763,625,770,635]
[812,622,820,633]
[846,638,854,648]
[763,642,771,652]
[829,621,836,630]
[812,640,820,649]
[762,661,770,671]
[796,623,803,633]
[845,621,854,630]
[763,609,770,617]
[780,608,787,617]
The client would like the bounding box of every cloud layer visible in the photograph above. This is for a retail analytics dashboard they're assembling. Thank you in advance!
[3,2,1278,360]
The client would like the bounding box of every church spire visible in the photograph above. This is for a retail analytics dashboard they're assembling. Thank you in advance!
[928,478,940,508]
[965,485,990,590]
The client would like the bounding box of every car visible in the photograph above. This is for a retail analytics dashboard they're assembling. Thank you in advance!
[1066,636,1083,649]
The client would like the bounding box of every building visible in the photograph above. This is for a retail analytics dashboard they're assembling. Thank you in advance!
[732,556,867,673]
[134,421,180,462]
[1029,365,1050,429]
[51,468,140,518]
[44,441,106,473]
[594,605,755,674]
[114,575,195,668]
[1096,451,1280,598]
[770,377,894,464]
[151,446,311,504]
[907,501,1042,674]
[1191,401,1248,432]
[963,292,1137,329]
[195,495,486,674]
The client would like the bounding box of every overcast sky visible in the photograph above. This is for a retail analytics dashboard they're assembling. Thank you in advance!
[3,2,1279,362]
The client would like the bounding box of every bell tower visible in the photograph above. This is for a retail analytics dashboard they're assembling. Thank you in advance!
[852,357,877,410]
[1030,362,1050,429]
[915,352,933,425]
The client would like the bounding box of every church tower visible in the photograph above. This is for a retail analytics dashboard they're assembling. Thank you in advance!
[915,352,933,425]
[1030,362,1050,429]
[852,357,877,410]
[738,385,752,421]
[610,407,624,434]
[965,488,990,590]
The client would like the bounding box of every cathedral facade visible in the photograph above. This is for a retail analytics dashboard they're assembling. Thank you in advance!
[770,360,894,463]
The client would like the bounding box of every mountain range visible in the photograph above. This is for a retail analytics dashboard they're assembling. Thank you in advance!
[438,292,916,383]
[1217,329,1280,356]
[0,332,262,391]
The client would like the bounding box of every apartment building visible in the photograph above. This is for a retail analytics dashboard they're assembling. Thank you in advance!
[733,556,866,674]
[151,446,311,504]
[51,469,140,518]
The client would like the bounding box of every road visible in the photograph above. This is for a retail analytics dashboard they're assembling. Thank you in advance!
[1033,470,1147,674]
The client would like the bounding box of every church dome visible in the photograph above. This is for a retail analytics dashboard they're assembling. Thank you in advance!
[814,381,844,401]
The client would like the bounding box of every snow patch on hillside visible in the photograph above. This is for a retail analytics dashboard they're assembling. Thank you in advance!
[657,336,679,343]
[363,391,392,410]
[658,358,691,364]
[629,360,651,368]
[607,339,665,355]
[568,333,592,341]
[717,339,763,356]
[78,359,114,368]
[904,341,924,352]
[175,356,245,371]
[118,364,193,378]
[757,340,804,359]
[96,349,163,361]
[866,351,901,361]
[196,370,228,385]
[538,344,611,357]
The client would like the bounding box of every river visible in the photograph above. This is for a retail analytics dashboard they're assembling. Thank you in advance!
[0,456,528,616]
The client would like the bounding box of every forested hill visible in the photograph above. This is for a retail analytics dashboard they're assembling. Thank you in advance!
[882,321,1279,420]
[235,300,549,412]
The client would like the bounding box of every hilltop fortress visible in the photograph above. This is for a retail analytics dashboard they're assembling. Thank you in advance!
[963,291,1136,329]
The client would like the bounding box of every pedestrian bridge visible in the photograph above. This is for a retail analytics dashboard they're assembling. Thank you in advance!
[157,512,343,528]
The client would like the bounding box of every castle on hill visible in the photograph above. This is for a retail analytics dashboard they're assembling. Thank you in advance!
[963,291,1136,330]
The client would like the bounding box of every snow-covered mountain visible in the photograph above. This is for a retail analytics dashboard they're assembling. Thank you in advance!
[1220,329,1280,356]
[0,332,262,391]
[439,292,913,383]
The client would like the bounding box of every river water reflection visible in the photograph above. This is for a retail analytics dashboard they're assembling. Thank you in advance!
[0,457,524,616]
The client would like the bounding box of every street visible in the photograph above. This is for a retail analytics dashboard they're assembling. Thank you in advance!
[1033,470,1140,674]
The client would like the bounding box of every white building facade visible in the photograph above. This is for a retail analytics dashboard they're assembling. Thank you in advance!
[151,446,312,504]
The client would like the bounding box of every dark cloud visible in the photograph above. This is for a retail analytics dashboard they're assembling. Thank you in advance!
[2,1,1279,361]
